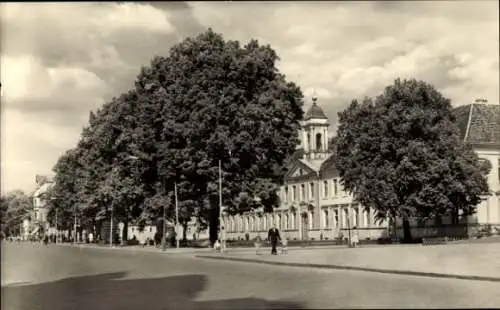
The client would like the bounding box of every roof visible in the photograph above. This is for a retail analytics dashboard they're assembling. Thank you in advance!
[453,103,500,146]
[33,182,54,198]
[304,97,328,121]
[319,153,336,172]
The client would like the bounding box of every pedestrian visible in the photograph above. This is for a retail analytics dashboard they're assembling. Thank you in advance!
[220,226,227,253]
[43,235,48,246]
[351,226,359,248]
[268,224,281,255]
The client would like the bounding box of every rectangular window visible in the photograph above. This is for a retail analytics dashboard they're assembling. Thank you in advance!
[301,184,305,200]
[323,181,328,198]
[310,182,314,199]
[364,208,370,227]
[284,186,289,202]
[353,207,359,227]
[333,179,338,196]
[334,209,339,228]
[292,186,297,201]
[498,159,500,181]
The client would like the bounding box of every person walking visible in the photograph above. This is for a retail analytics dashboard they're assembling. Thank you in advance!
[351,226,359,248]
[268,224,281,255]
[220,226,227,253]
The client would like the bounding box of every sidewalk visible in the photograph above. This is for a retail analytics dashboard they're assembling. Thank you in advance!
[196,242,500,282]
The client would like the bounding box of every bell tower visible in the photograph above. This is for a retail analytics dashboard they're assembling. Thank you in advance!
[301,94,330,160]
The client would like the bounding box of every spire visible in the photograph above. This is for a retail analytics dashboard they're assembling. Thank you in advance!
[312,88,318,105]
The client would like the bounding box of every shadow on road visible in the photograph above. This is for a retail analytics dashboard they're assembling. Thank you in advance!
[2,272,304,310]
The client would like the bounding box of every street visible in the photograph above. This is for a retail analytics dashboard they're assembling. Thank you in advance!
[2,243,500,310]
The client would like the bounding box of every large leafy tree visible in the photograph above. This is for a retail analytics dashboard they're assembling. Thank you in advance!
[335,78,489,242]
[134,29,304,243]
[0,190,33,237]
[49,148,88,231]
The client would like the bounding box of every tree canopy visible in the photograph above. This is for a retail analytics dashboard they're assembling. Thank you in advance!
[334,78,489,242]
[49,29,304,244]
[1,190,33,237]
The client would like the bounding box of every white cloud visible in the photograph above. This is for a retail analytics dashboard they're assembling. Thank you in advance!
[1,1,498,194]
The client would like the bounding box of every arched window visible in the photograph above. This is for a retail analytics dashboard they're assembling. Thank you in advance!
[285,214,289,230]
[263,216,267,231]
[316,133,322,151]
[249,217,254,231]
[308,212,313,230]
[307,133,311,150]
[323,209,329,229]
[291,212,296,230]
[256,217,260,231]
[239,217,244,232]
[276,214,281,229]
[323,180,328,198]
[245,217,250,231]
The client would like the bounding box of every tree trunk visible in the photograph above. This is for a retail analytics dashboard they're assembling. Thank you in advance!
[122,220,128,246]
[402,217,412,243]
[208,206,219,247]
[182,222,188,241]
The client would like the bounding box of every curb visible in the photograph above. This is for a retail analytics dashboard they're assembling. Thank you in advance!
[53,243,210,255]
[195,255,500,283]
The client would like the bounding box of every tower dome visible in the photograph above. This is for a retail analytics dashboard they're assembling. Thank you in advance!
[304,96,328,121]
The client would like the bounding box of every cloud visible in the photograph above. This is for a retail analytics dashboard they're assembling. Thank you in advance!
[1,1,498,193]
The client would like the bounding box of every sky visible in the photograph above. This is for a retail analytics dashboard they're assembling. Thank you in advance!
[1,1,499,194]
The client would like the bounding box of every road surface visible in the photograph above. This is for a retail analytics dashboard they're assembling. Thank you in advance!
[2,242,500,309]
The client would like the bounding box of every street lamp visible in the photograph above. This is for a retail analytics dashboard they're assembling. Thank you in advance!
[218,150,232,244]
[74,205,78,245]
[174,182,179,249]
[109,201,114,247]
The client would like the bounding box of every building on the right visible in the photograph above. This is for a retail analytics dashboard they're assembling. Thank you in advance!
[395,99,500,238]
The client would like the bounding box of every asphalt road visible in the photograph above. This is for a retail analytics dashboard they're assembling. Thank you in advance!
[2,242,500,310]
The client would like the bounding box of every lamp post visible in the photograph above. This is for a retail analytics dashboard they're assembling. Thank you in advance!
[55,209,58,244]
[218,150,231,244]
[74,207,77,245]
[175,182,179,249]
[347,209,352,247]
[160,177,168,252]
[109,201,114,247]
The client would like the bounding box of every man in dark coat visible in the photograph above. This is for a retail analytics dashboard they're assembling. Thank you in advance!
[268,224,281,255]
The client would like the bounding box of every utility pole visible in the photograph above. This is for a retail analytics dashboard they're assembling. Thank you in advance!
[161,177,167,251]
[55,209,58,244]
[110,202,114,247]
[175,182,179,249]
[74,211,77,245]
[218,159,223,242]
[347,211,352,247]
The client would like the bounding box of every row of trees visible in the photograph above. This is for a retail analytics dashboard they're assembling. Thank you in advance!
[47,29,304,244]
[44,28,489,244]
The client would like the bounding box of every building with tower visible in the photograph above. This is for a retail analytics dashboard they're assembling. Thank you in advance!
[222,96,388,242]
[222,97,500,242]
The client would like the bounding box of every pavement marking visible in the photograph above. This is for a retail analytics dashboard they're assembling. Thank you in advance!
[196,255,500,283]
